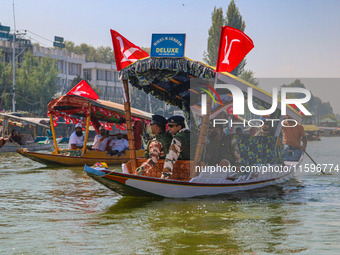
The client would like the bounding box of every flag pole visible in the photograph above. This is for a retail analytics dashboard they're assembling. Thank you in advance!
[122,79,137,171]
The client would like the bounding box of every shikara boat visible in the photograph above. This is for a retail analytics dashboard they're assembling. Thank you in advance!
[18,94,151,166]
[85,57,304,198]
[0,113,53,153]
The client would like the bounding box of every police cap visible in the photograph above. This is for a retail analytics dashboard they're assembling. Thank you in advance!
[151,115,167,127]
[168,116,185,125]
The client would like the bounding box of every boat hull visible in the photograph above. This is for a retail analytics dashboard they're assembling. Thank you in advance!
[17,149,145,166]
[85,164,297,198]
[0,143,53,153]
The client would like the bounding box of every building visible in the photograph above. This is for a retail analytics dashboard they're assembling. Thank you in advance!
[0,38,32,64]
[83,62,123,103]
[33,45,85,93]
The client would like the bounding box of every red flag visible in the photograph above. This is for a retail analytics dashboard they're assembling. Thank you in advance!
[67,80,99,100]
[110,30,149,71]
[216,26,254,73]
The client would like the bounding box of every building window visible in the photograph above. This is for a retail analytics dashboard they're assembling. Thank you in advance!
[97,70,105,81]
[114,71,119,81]
[68,63,81,76]
[106,71,114,81]
[57,60,64,73]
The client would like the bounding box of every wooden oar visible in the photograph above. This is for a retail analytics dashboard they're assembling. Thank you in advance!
[9,137,22,151]
[304,150,326,175]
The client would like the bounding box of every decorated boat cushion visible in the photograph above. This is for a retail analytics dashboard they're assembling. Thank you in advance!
[234,135,284,166]
[58,150,83,157]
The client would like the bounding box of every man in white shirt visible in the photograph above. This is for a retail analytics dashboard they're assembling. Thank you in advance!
[108,131,129,156]
[69,123,85,149]
[92,126,109,151]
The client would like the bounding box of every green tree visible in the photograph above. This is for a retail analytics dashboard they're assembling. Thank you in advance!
[225,0,246,76]
[239,69,259,86]
[15,52,58,113]
[0,53,13,110]
[203,1,249,76]
[203,7,224,66]
[65,42,114,64]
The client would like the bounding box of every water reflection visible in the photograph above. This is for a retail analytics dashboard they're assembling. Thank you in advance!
[93,184,305,254]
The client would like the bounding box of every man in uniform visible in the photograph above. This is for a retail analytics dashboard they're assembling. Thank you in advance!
[68,123,85,149]
[162,116,190,179]
[136,115,172,175]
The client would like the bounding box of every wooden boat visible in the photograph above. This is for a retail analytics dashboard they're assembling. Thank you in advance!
[85,57,304,198]
[303,125,321,141]
[85,155,303,198]
[0,113,53,153]
[18,93,152,166]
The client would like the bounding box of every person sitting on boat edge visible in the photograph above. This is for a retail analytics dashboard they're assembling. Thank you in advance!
[161,116,190,179]
[107,130,129,156]
[92,126,110,151]
[9,129,22,145]
[136,115,172,175]
[69,123,85,149]
[282,115,307,161]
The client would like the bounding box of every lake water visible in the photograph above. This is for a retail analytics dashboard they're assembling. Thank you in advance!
[1,137,339,254]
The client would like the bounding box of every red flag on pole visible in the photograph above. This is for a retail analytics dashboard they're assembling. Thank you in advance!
[66,80,99,100]
[216,26,254,73]
[110,29,149,71]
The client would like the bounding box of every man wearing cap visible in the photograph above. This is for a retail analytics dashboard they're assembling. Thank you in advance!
[136,115,172,175]
[107,131,129,156]
[92,126,110,151]
[162,116,190,179]
[68,123,85,149]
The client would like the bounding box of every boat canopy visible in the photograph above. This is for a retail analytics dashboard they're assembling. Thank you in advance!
[0,113,50,129]
[120,57,302,122]
[48,95,152,123]
[302,125,319,132]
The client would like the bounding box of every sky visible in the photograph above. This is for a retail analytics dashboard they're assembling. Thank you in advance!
[1,0,340,114]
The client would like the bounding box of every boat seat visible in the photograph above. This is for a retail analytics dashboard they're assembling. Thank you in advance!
[126,159,191,181]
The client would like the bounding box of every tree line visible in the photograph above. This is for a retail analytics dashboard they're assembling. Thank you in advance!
[0,51,58,114]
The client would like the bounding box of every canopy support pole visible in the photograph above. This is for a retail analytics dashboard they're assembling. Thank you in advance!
[122,79,137,171]
[49,114,59,154]
[191,89,213,178]
[82,103,91,156]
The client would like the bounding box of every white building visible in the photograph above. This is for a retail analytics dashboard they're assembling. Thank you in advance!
[83,62,123,103]
[33,45,85,93]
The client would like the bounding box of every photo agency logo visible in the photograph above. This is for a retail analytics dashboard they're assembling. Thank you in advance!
[199,82,312,128]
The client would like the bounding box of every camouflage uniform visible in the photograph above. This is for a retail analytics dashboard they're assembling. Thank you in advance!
[139,132,172,173]
[163,129,190,177]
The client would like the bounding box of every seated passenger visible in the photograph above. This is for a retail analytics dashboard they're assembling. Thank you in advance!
[255,120,272,136]
[136,115,172,175]
[92,126,109,151]
[108,131,129,156]
[9,129,22,145]
[68,123,85,149]
[162,116,190,179]
[205,125,234,165]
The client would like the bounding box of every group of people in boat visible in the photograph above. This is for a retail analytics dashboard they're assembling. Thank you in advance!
[68,123,129,156]
[136,115,190,179]
[68,113,306,178]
